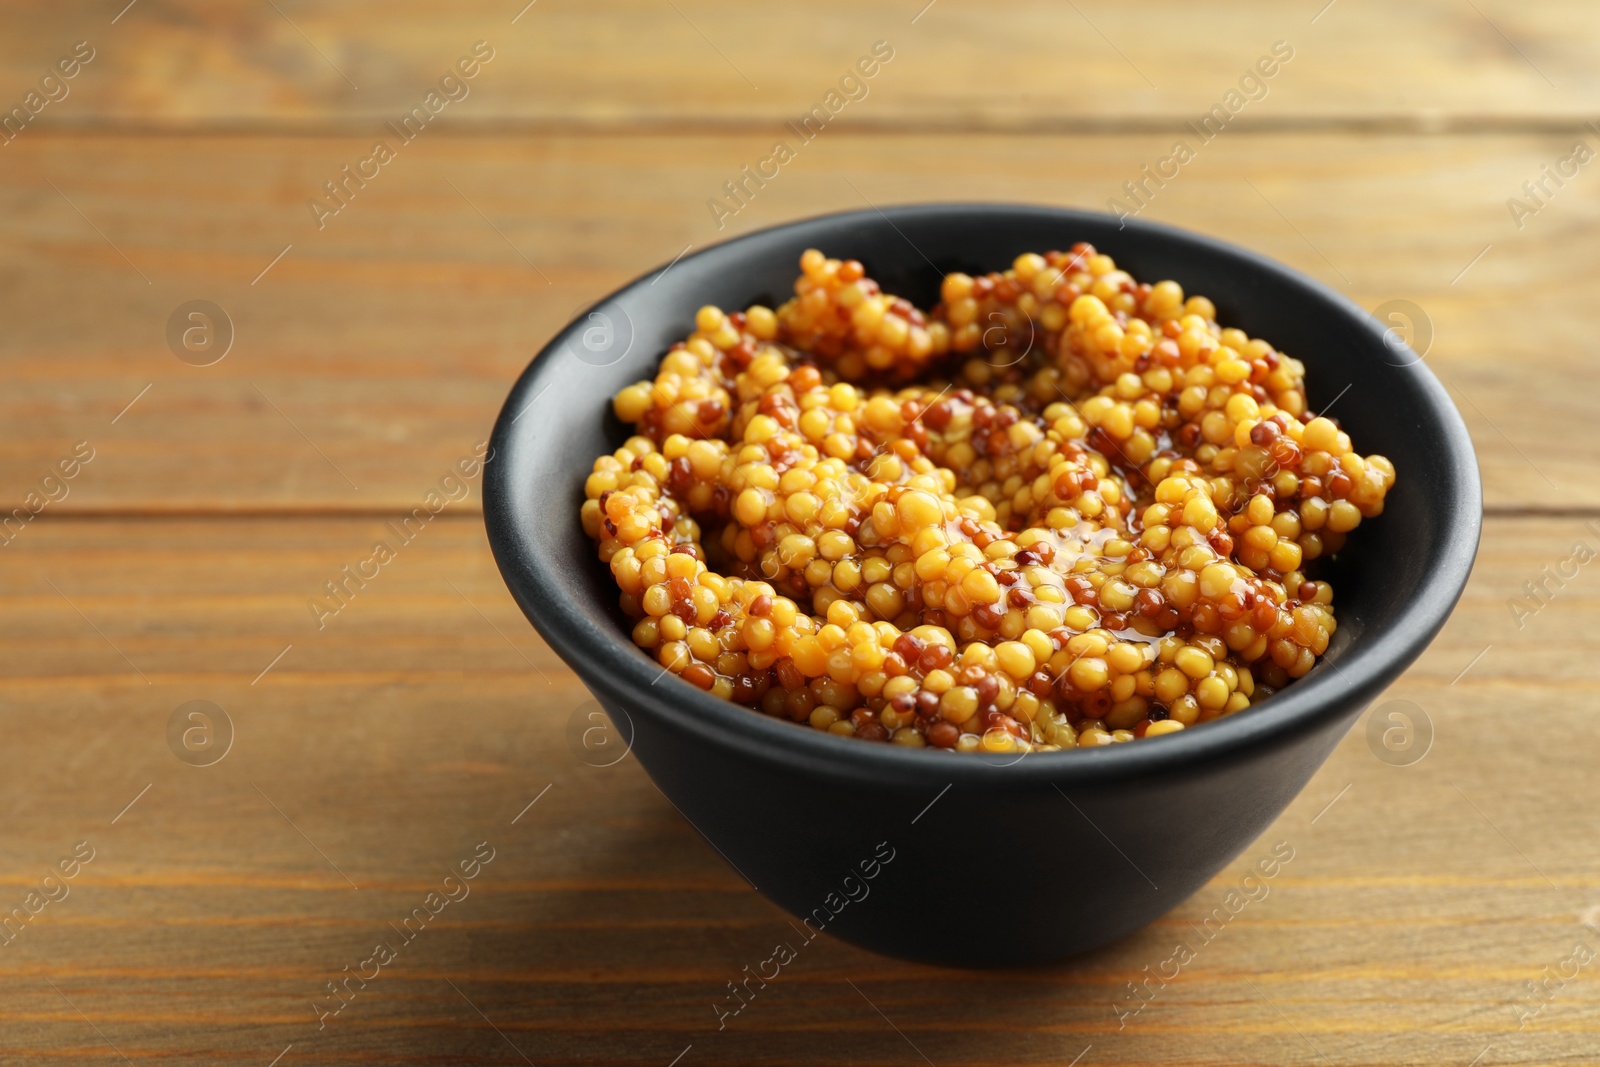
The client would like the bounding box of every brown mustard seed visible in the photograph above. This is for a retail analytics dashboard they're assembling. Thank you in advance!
[582,248,1395,752]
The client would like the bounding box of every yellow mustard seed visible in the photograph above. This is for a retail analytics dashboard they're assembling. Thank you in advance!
[582,247,1393,752]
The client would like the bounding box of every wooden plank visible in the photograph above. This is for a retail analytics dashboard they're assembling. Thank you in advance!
[0,130,1592,514]
[0,513,1594,1064]
[0,0,1592,130]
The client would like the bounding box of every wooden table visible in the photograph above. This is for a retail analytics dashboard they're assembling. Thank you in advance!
[2,2,1597,1063]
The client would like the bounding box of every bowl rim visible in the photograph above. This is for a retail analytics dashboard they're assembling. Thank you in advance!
[484,202,1483,787]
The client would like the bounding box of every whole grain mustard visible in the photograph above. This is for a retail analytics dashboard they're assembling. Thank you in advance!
[580,246,1394,752]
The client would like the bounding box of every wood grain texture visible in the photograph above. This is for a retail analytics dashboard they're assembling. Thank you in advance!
[0,130,1594,513]
[2,3,1595,1064]
[0,515,1596,1066]
[0,0,1592,129]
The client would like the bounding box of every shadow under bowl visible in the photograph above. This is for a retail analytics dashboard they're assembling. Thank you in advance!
[484,204,1481,967]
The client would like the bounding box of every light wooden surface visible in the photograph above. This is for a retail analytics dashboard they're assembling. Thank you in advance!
[2,3,1597,1065]
[1,0,1595,126]
[2,131,1595,511]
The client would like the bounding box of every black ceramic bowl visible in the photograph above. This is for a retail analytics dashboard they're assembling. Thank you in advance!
[484,204,1480,967]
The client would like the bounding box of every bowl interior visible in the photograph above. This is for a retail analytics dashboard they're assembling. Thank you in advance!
[485,203,1481,781]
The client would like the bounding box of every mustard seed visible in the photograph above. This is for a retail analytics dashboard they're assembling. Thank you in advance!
[581,247,1394,752]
